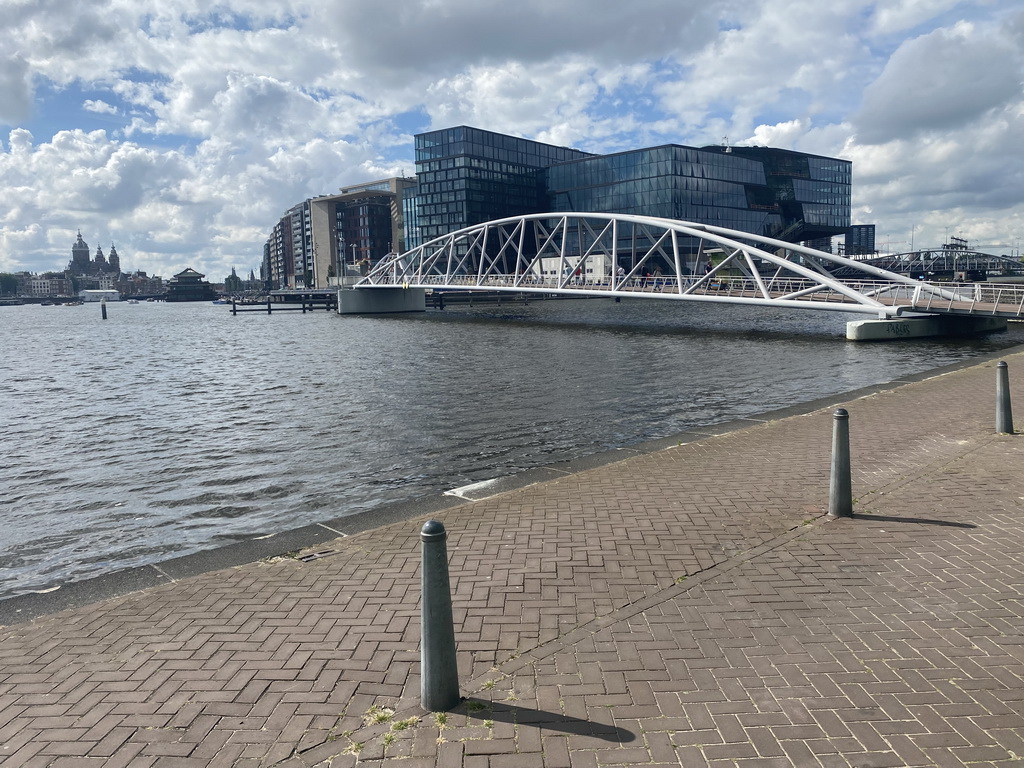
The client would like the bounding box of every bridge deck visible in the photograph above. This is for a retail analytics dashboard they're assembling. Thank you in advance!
[367,275,1024,319]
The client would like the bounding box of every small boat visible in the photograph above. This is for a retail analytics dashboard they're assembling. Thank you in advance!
[126,299,140,304]
[212,298,230,305]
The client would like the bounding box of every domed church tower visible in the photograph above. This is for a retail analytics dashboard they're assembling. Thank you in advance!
[93,245,107,270]
[69,231,91,273]
[107,244,121,273]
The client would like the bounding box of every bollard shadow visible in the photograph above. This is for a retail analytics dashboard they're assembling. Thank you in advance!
[852,513,976,529]
[460,698,635,743]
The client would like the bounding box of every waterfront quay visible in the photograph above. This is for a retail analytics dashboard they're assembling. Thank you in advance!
[1,350,1023,767]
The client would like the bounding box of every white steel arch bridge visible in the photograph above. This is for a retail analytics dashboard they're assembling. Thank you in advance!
[353,213,1024,332]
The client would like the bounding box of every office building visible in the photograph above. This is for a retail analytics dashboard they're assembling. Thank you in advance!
[409,126,592,248]
[264,177,415,289]
[845,224,877,256]
[263,129,853,288]
[411,128,852,253]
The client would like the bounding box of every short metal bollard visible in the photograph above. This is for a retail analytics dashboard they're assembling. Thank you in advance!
[996,361,1014,434]
[420,520,460,712]
[828,408,853,517]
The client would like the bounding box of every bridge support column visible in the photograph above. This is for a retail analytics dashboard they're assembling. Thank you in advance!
[336,287,426,314]
[846,315,1007,341]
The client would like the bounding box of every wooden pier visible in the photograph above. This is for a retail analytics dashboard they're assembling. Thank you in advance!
[229,292,336,314]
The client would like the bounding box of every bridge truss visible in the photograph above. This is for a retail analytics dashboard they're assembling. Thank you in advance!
[361,214,1023,319]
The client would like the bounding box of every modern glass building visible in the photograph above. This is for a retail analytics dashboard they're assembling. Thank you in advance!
[411,126,592,247]
[411,126,852,254]
[726,146,852,242]
[266,127,854,286]
[547,144,851,243]
[845,224,877,256]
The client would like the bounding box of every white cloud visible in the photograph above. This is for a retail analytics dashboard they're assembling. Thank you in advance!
[853,20,1023,144]
[869,0,968,35]
[1,0,1023,277]
[747,119,810,148]
[0,126,388,277]
[658,0,873,143]
[83,100,118,115]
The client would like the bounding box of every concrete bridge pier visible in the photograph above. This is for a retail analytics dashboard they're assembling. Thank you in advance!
[336,287,426,314]
[846,315,1008,341]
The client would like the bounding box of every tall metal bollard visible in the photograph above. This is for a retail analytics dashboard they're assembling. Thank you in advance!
[420,520,460,712]
[100,298,107,320]
[828,408,853,517]
[996,361,1014,434]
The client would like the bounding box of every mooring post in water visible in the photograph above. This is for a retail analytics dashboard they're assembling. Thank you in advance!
[420,520,460,712]
[100,298,107,320]
[996,361,1014,434]
[828,408,853,517]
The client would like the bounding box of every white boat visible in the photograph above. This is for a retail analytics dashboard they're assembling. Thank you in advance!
[80,290,121,302]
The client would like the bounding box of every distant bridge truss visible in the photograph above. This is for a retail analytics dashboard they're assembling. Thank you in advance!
[831,247,1024,281]
[361,214,1024,320]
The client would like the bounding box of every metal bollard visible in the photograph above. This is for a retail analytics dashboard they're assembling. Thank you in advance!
[828,408,853,517]
[996,361,1014,434]
[420,520,460,712]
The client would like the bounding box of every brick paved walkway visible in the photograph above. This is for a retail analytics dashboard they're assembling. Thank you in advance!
[1,351,1023,767]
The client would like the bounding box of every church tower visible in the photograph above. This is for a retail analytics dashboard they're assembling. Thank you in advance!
[108,244,120,273]
[94,245,107,270]
[69,231,91,273]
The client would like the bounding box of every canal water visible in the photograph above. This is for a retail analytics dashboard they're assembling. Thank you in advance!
[2,298,1021,599]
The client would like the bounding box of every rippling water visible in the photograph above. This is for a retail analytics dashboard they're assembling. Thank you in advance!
[2,298,1021,599]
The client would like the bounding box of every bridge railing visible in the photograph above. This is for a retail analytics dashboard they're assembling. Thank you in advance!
[883,281,1024,316]
[803,279,1024,316]
[371,272,909,305]
[362,267,1024,318]
[936,283,1024,316]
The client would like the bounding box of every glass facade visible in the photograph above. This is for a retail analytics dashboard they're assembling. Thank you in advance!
[724,147,852,240]
[845,224,876,256]
[402,182,421,250]
[413,126,592,246]
[336,196,394,267]
[546,145,782,237]
[547,144,851,243]
[411,128,852,254]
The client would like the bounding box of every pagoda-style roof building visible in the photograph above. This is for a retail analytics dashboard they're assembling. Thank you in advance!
[165,267,218,302]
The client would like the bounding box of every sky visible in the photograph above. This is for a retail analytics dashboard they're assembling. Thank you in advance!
[1,0,1022,281]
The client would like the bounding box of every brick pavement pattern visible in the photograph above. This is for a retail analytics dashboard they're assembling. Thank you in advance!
[0,352,1022,767]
